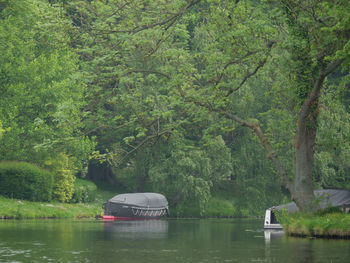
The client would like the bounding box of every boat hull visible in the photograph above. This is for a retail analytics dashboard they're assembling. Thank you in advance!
[103,202,168,221]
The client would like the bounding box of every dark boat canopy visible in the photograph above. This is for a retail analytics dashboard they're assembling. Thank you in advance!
[271,189,350,213]
[108,193,168,208]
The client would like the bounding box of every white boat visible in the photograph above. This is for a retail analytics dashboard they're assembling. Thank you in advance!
[264,189,350,229]
[264,208,283,229]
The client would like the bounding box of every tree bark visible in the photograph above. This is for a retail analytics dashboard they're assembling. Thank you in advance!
[292,59,343,211]
[293,113,317,212]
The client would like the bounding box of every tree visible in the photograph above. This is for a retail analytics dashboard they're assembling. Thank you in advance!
[0,0,96,200]
[179,0,350,211]
[67,0,349,212]
[66,0,239,211]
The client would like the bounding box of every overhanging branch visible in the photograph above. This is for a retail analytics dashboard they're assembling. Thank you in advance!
[183,97,292,190]
[214,41,276,97]
[225,56,269,97]
[123,69,171,79]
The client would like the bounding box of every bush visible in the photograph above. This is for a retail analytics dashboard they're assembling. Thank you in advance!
[42,154,75,202]
[205,197,236,217]
[70,178,97,203]
[0,161,53,202]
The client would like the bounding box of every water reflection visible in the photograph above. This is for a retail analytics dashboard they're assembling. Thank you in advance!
[264,229,284,262]
[103,220,168,239]
[0,219,349,263]
[264,229,284,243]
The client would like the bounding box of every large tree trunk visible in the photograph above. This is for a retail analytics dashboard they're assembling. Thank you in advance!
[293,111,317,212]
[290,59,343,211]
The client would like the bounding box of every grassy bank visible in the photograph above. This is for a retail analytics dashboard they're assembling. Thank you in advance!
[0,192,241,219]
[0,196,238,219]
[0,182,253,219]
[0,189,114,219]
[281,212,350,239]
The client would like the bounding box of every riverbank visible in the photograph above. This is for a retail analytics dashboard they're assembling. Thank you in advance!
[0,183,244,219]
[0,189,115,219]
[281,212,350,239]
[0,197,98,219]
[0,195,240,219]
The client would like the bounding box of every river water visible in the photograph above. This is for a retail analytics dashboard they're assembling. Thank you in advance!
[0,219,349,263]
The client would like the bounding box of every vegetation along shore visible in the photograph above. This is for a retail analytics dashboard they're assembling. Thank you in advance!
[279,210,350,239]
[1,0,349,240]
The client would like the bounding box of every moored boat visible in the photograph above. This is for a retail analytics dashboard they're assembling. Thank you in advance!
[102,192,169,220]
[264,189,350,229]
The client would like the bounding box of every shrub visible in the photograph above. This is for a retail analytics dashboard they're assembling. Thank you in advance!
[205,197,236,217]
[70,178,97,203]
[42,154,75,202]
[0,161,53,201]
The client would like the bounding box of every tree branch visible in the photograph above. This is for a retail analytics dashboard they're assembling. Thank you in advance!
[95,0,201,34]
[298,59,344,122]
[225,56,269,97]
[206,104,293,189]
[219,110,292,189]
[214,41,276,97]
[84,123,128,136]
[116,124,180,167]
[123,69,171,79]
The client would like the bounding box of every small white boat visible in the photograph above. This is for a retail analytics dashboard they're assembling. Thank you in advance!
[264,208,283,229]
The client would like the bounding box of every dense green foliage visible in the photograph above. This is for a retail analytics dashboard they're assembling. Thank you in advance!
[0,0,349,216]
[70,178,97,203]
[0,162,53,202]
[0,0,95,201]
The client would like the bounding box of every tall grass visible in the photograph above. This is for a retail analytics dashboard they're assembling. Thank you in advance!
[280,211,350,239]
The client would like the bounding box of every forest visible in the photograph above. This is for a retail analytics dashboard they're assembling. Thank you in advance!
[0,0,349,217]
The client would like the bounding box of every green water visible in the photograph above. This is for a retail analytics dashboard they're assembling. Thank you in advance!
[0,219,349,262]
